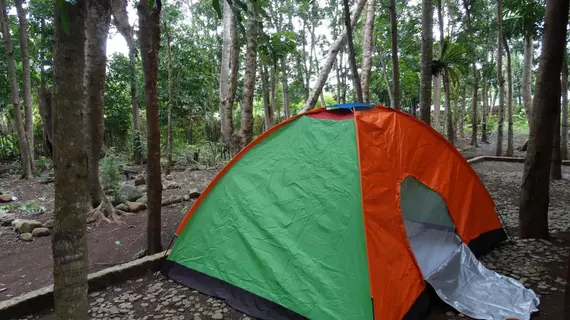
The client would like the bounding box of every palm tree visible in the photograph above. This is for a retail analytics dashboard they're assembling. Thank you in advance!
[432,38,470,144]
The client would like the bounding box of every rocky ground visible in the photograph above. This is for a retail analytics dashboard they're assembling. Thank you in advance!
[9,161,570,320]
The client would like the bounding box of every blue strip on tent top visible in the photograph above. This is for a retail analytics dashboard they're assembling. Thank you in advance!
[325,103,376,110]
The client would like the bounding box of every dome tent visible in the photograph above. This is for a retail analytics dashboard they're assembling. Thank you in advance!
[162,104,539,319]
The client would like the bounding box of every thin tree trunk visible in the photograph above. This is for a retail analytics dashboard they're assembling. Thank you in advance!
[234,2,258,149]
[460,86,466,137]
[522,34,533,127]
[223,5,238,154]
[389,0,401,109]
[271,65,279,123]
[261,63,273,130]
[0,0,32,179]
[52,0,89,318]
[343,0,363,102]
[444,70,454,144]
[301,0,367,112]
[464,1,478,146]
[505,36,514,156]
[219,0,232,135]
[560,56,568,160]
[420,0,434,124]
[15,0,34,173]
[519,0,569,240]
[281,57,291,119]
[361,0,375,103]
[496,0,504,156]
[482,64,489,143]
[433,75,441,130]
[138,0,163,254]
[111,0,140,165]
[552,101,562,179]
[164,21,173,175]
[85,0,111,209]
[454,83,461,138]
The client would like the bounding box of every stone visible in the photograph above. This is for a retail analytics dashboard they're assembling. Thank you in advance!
[136,196,148,204]
[126,201,146,213]
[135,174,146,186]
[164,181,181,190]
[445,311,454,316]
[117,184,143,202]
[43,219,54,229]
[183,195,190,201]
[0,193,15,203]
[31,227,51,237]
[0,211,15,226]
[211,314,223,320]
[116,204,129,212]
[109,306,119,314]
[13,219,43,234]
[19,233,33,241]
[189,190,201,199]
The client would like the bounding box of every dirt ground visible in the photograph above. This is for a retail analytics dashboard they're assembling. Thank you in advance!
[0,164,222,301]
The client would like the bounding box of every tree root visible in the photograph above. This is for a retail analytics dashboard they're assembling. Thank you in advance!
[87,196,128,224]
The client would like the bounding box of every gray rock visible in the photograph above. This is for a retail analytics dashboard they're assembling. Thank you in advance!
[109,306,119,314]
[163,181,181,190]
[211,314,223,320]
[126,201,146,213]
[134,174,146,186]
[136,196,148,204]
[31,227,51,237]
[19,233,33,241]
[43,219,54,229]
[189,190,201,199]
[117,185,143,202]
[0,211,15,226]
[116,203,129,212]
[13,219,43,234]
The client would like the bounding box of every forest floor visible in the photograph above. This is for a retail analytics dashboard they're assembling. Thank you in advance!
[5,130,570,320]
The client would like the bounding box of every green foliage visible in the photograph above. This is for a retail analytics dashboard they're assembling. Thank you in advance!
[0,134,19,160]
[105,53,133,146]
[16,200,46,214]
[99,154,124,190]
[35,156,52,173]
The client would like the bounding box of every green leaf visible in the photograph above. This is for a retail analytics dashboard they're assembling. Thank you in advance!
[148,0,155,11]
[212,0,222,18]
[58,0,70,36]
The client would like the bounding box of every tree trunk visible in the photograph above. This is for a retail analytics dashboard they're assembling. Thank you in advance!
[560,56,568,160]
[234,2,258,150]
[463,1,478,146]
[496,0,504,156]
[433,75,441,130]
[261,63,273,130]
[522,34,533,127]
[15,0,34,174]
[0,0,32,179]
[454,83,461,138]
[52,0,89,318]
[111,0,141,165]
[420,0,434,124]
[271,66,279,123]
[223,4,238,155]
[444,70,454,144]
[219,0,232,140]
[301,0,367,112]
[85,0,112,210]
[389,0,401,109]
[460,86,466,137]
[505,36,514,156]
[482,65,489,143]
[519,0,569,240]
[37,85,53,158]
[164,21,173,175]
[138,0,163,254]
[361,0,375,103]
[552,101,563,179]
[281,57,291,119]
[343,0,363,102]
